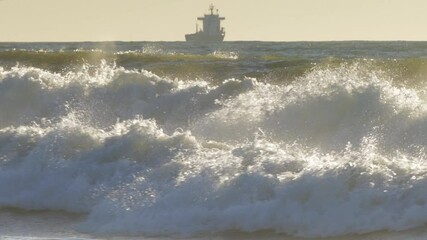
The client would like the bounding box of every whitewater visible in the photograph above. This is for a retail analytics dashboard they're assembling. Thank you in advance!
[2,41,427,239]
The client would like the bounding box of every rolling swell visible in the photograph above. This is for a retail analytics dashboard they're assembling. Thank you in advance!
[3,48,427,84]
[0,50,242,80]
[2,49,427,237]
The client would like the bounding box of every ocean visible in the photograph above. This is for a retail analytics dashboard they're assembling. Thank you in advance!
[2,41,427,239]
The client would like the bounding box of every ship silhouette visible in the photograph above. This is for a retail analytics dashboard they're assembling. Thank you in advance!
[185,4,225,44]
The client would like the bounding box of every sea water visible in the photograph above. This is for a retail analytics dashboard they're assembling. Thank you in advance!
[2,42,427,239]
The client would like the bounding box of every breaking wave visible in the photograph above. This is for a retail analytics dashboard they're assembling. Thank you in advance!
[2,59,427,238]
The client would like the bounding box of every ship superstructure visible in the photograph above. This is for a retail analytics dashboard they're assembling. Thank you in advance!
[185,4,225,44]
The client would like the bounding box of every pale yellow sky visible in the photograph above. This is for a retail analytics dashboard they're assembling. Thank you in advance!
[1,0,427,42]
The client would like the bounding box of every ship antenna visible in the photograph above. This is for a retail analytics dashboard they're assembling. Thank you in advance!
[209,4,214,15]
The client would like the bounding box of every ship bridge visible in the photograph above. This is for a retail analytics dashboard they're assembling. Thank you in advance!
[197,4,225,36]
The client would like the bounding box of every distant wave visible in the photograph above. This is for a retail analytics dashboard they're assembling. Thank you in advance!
[0,49,238,66]
[2,49,427,84]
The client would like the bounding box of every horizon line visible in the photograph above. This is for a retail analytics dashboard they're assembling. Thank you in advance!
[1,40,427,43]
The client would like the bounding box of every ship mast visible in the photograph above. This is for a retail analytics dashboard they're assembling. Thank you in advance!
[209,4,214,15]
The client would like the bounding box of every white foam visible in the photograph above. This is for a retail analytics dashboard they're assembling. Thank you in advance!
[210,50,239,60]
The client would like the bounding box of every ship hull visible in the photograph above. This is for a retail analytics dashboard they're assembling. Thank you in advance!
[185,33,225,44]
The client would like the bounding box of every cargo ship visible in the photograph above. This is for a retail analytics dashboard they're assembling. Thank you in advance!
[185,4,225,44]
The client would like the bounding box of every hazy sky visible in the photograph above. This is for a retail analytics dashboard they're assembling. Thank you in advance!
[1,0,427,42]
